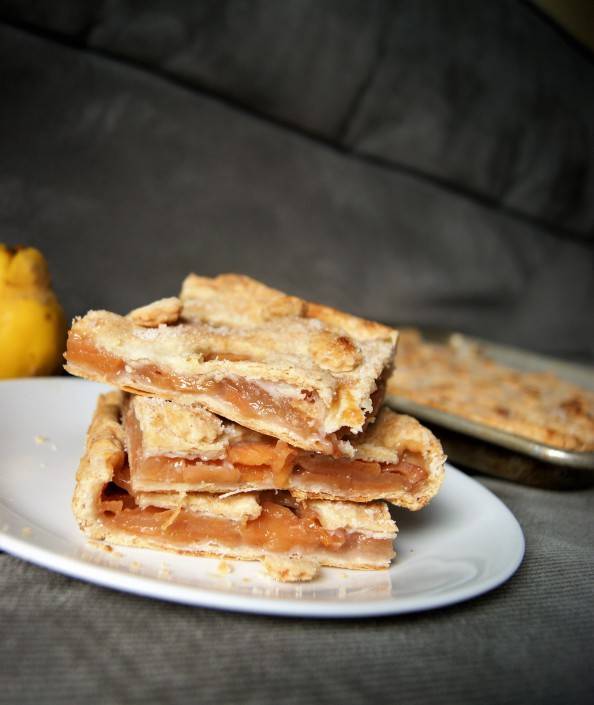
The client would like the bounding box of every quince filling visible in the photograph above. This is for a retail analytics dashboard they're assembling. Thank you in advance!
[67,336,337,448]
[125,403,428,497]
[99,482,393,561]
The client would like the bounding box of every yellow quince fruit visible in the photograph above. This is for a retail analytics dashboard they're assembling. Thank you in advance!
[0,245,67,378]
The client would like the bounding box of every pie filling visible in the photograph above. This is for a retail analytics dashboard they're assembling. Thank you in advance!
[340,367,389,440]
[125,405,429,497]
[99,481,394,562]
[67,336,349,450]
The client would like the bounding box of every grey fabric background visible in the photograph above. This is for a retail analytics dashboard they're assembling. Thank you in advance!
[2,0,594,236]
[1,3,593,703]
[0,24,593,359]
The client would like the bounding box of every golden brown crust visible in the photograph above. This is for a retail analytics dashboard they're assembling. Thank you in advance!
[181,272,397,341]
[71,391,126,539]
[65,274,398,450]
[389,329,594,452]
[304,301,397,343]
[180,273,306,326]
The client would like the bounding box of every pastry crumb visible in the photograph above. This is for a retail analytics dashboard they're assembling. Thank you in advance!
[208,561,234,579]
[158,563,172,580]
[262,555,319,583]
[87,540,120,556]
[34,435,48,445]
[216,560,233,575]
[21,527,33,537]
[129,561,141,573]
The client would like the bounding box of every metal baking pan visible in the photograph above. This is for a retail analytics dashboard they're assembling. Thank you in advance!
[385,330,594,489]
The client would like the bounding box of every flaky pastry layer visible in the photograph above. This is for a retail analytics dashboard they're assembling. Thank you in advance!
[129,395,245,460]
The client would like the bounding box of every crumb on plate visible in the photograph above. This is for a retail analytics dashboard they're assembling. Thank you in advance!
[216,560,233,576]
[262,555,319,583]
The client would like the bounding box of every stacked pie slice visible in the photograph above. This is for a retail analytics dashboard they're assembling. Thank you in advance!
[67,274,446,581]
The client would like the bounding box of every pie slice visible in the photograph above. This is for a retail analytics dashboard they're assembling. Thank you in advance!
[123,394,445,510]
[73,392,397,579]
[64,274,398,453]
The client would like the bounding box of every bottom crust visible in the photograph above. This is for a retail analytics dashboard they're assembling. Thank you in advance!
[87,531,391,573]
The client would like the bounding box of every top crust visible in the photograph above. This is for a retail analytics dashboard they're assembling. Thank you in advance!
[180,273,398,372]
[181,274,306,326]
[181,273,397,344]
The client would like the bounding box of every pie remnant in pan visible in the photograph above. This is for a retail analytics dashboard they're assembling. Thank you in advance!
[72,392,398,580]
[123,395,445,510]
[65,274,398,454]
[389,329,594,452]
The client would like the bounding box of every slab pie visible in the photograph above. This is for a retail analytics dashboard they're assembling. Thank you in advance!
[65,274,398,453]
[73,393,398,579]
[389,329,594,451]
[123,394,445,510]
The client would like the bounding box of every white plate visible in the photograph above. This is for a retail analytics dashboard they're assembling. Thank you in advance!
[0,378,524,618]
